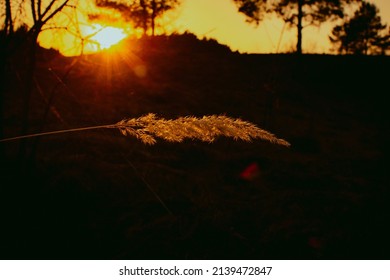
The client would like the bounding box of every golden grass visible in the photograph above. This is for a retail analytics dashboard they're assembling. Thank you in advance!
[116,113,290,146]
[0,113,290,147]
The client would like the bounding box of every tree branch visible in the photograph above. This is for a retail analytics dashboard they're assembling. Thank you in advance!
[30,0,37,23]
[41,0,70,26]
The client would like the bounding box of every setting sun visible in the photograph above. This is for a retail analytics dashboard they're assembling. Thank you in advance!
[89,25,127,50]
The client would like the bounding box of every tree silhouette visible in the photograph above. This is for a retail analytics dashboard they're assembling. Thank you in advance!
[233,0,269,24]
[2,0,13,36]
[0,0,14,156]
[94,0,180,36]
[233,0,356,54]
[0,0,75,162]
[330,1,390,55]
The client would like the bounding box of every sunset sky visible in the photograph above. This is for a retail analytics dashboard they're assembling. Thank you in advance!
[38,0,390,56]
[176,0,390,54]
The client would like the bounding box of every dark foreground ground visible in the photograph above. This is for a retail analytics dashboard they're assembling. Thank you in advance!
[1,34,389,259]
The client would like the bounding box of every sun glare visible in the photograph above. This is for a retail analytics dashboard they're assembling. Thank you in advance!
[90,25,127,50]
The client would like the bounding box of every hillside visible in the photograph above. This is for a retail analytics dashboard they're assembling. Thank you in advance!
[0,34,389,259]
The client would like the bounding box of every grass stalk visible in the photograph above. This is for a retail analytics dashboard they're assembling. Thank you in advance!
[0,114,290,146]
[0,124,117,143]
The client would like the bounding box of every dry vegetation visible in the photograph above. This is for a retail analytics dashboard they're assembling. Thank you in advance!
[116,113,291,146]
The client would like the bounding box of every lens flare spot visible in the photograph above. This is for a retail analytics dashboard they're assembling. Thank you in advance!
[134,64,148,78]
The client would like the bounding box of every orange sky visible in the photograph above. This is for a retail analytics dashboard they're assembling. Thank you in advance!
[175,0,390,54]
[38,0,390,56]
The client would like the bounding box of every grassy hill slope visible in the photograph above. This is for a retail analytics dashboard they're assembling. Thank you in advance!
[1,34,389,259]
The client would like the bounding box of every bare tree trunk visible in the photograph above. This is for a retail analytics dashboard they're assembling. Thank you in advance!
[1,0,14,158]
[19,0,70,164]
[4,0,14,35]
[140,0,148,35]
[296,0,303,55]
[19,32,39,162]
[0,42,6,159]
[151,0,156,36]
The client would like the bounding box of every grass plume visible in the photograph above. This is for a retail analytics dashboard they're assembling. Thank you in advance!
[116,113,290,146]
[0,113,290,146]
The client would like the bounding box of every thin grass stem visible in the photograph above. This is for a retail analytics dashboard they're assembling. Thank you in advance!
[0,124,117,143]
